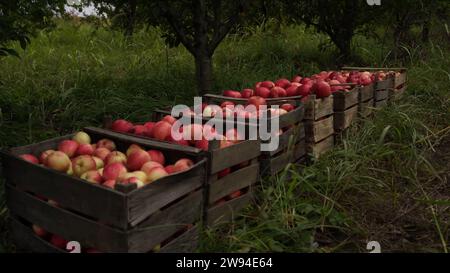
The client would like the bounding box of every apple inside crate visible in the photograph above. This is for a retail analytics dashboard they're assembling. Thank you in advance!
[103,112,262,227]
[200,94,306,177]
[1,127,207,253]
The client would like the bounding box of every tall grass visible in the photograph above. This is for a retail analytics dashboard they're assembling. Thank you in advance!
[0,20,449,253]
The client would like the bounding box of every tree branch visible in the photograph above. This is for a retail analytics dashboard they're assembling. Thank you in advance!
[157,1,195,54]
[208,0,243,54]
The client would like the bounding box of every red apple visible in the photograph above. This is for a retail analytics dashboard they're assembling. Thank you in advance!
[173,158,194,173]
[58,140,79,158]
[255,87,271,98]
[286,85,300,97]
[153,121,172,141]
[50,234,68,249]
[97,139,116,151]
[165,165,176,174]
[141,161,164,177]
[312,80,331,98]
[105,151,127,165]
[39,150,55,164]
[143,122,155,137]
[72,131,91,145]
[92,156,104,169]
[260,81,275,89]
[80,170,102,184]
[247,96,267,110]
[146,167,169,183]
[270,86,286,97]
[218,168,231,178]
[162,115,177,125]
[281,104,295,112]
[127,150,151,171]
[32,225,48,238]
[291,75,302,83]
[45,151,72,172]
[225,128,242,143]
[300,77,313,85]
[241,89,254,98]
[228,190,242,199]
[165,135,190,146]
[220,101,235,108]
[111,119,133,133]
[102,162,127,181]
[147,150,165,165]
[132,125,148,136]
[126,144,143,156]
[93,147,111,161]
[72,155,97,177]
[20,154,39,164]
[122,177,145,188]
[275,78,291,89]
[103,179,116,189]
[76,144,94,156]
[195,138,209,151]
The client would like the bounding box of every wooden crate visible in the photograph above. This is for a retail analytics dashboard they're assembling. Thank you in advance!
[304,95,334,159]
[1,127,207,253]
[104,114,261,227]
[202,94,306,177]
[390,69,408,100]
[333,86,359,132]
[374,76,394,105]
[359,99,375,118]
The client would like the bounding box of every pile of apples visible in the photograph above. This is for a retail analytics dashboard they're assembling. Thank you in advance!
[19,131,196,190]
[222,70,390,100]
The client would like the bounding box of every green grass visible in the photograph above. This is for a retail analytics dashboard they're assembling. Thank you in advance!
[0,20,449,253]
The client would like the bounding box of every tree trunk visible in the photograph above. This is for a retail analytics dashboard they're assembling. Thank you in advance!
[421,20,430,43]
[194,54,213,96]
[124,0,137,37]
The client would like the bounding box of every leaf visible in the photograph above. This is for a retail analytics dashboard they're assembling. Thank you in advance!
[0,48,20,58]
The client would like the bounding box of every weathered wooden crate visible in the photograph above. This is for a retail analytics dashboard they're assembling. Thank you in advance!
[333,84,359,132]
[374,76,394,105]
[104,114,261,227]
[357,84,375,118]
[390,69,408,100]
[202,94,306,177]
[304,95,335,159]
[1,127,207,253]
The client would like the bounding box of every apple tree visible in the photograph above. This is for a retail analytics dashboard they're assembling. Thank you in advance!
[154,0,247,95]
[0,0,65,57]
[282,0,380,63]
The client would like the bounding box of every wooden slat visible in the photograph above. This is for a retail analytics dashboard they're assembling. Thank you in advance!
[334,106,358,131]
[210,140,261,174]
[359,85,375,102]
[304,95,334,120]
[374,89,389,101]
[305,116,334,143]
[358,99,374,118]
[395,72,407,88]
[278,106,305,129]
[128,190,203,252]
[207,193,253,226]
[9,216,66,253]
[208,163,259,204]
[1,152,128,229]
[84,127,202,155]
[264,123,304,157]
[307,135,334,159]
[6,185,129,252]
[159,225,199,253]
[333,88,359,111]
[375,78,394,91]
[128,159,206,227]
[389,86,407,100]
[374,99,388,108]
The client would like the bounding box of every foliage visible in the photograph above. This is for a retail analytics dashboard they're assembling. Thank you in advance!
[0,0,65,57]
